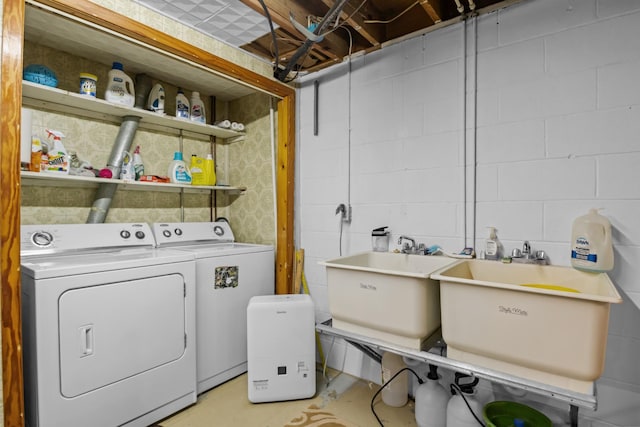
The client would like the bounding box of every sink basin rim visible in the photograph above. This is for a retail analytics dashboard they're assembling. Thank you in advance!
[320,251,459,279]
[430,259,622,304]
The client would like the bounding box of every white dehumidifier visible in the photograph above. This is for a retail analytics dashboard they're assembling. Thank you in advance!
[247,294,316,403]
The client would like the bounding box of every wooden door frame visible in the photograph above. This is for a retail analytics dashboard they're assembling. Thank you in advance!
[0,0,296,424]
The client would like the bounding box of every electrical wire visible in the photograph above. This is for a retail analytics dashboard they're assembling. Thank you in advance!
[364,0,421,24]
[370,367,423,426]
[258,0,279,73]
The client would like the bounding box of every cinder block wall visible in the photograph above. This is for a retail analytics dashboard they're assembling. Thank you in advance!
[298,0,640,425]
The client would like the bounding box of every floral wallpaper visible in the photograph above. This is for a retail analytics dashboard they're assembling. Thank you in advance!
[21,30,276,246]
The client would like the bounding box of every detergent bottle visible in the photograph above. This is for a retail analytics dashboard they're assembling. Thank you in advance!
[415,365,449,427]
[190,154,206,186]
[43,129,69,174]
[571,208,614,272]
[175,89,190,120]
[105,62,135,107]
[190,91,206,124]
[146,83,165,114]
[204,153,216,185]
[168,151,191,184]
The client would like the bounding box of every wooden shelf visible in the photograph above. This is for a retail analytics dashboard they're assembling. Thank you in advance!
[22,81,246,141]
[20,171,246,194]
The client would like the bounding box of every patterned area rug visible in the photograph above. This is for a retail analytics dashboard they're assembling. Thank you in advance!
[284,404,359,427]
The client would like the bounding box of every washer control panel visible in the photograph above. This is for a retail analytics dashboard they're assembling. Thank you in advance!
[152,221,234,245]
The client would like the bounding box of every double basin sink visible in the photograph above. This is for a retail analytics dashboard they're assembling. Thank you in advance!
[320,251,622,393]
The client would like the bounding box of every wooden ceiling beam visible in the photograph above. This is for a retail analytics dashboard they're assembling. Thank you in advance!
[320,0,384,47]
[419,0,442,23]
[240,0,349,59]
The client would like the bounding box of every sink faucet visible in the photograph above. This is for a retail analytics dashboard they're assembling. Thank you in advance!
[511,240,548,265]
[398,235,416,254]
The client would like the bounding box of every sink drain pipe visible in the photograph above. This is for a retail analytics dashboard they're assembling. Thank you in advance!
[86,74,152,223]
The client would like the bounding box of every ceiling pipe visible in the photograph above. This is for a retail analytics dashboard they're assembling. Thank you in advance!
[274,0,350,81]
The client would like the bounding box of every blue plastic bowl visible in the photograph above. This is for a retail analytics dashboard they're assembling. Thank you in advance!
[23,64,58,87]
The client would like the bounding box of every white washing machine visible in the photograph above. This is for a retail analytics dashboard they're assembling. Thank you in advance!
[152,221,274,394]
[20,223,197,427]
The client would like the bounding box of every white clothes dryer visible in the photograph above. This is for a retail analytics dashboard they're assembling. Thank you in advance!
[20,223,197,427]
[152,221,274,394]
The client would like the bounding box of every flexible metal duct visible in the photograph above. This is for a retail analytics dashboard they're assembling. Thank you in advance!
[86,74,152,223]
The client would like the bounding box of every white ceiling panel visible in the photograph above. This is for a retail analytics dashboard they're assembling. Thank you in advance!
[134,0,273,48]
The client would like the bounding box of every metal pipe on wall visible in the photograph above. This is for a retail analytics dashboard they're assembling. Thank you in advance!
[86,116,141,223]
[86,74,152,224]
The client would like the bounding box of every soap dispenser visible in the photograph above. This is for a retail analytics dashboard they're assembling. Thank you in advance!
[485,227,500,260]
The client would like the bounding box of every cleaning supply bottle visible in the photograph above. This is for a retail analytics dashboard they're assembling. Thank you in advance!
[190,154,206,186]
[43,129,69,174]
[119,151,135,181]
[446,374,482,427]
[204,153,216,185]
[132,145,144,181]
[571,209,614,272]
[176,89,190,120]
[485,226,500,260]
[168,151,191,184]
[415,365,449,427]
[146,83,165,113]
[190,91,206,124]
[381,351,408,407]
[29,136,43,173]
[105,62,135,107]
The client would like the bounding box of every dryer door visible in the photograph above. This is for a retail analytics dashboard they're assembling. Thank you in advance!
[58,274,186,397]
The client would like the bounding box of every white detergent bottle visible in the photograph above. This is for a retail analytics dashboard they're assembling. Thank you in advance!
[43,129,69,174]
[190,91,206,124]
[176,89,190,120]
[168,151,191,184]
[105,62,135,107]
[571,208,614,272]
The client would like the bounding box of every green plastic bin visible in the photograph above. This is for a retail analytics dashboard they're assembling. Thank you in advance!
[483,401,552,427]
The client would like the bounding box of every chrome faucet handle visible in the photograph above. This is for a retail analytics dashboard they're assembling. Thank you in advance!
[522,240,531,255]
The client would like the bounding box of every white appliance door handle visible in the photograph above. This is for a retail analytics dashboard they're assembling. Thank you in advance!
[79,325,94,357]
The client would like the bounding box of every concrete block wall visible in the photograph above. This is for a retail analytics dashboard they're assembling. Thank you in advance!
[297,0,640,425]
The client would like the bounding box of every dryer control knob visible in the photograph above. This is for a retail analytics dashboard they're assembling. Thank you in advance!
[213,225,224,236]
[32,231,53,247]
[174,228,183,236]
[120,230,131,239]
[163,230,171,238]
[135,231,146,239]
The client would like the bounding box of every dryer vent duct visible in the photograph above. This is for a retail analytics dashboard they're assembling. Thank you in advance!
[87,74,152,224]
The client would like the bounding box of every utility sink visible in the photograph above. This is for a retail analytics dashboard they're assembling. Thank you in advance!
[320,252,458,349]
[431,260,622,393]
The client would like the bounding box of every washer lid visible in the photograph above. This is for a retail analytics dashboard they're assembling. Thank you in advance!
[21,248,194,279]
[164,242,274,258]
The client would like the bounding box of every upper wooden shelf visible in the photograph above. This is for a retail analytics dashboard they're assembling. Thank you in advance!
[22,81,246,141]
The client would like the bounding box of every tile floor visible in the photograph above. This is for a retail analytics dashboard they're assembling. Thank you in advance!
[158,369,419,427]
